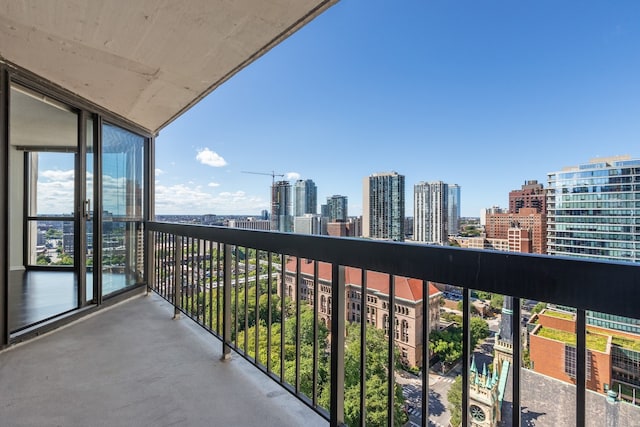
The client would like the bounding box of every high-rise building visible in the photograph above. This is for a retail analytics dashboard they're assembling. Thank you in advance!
[293,214,323,235]
[530,156,640,393]
[271,180,292,232]
[509,180,546,214]
[324,195,348,222]
[547,156,640,262]
[228,218,271,231]
[414,181,448,244]
[448,184,461,236]
[362,172,405,241]
[294,179,317,216]
[480,206,506,227]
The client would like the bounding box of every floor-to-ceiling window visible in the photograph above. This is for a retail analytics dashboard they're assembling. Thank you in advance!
[101,123,145,296]
[8,84,80,331]
[5,80,149,333]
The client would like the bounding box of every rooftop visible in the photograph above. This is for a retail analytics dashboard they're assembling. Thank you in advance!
[287,257,441,302]
[534,326,609,353]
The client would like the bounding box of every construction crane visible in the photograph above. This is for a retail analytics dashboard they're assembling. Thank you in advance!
[241,170,285,186]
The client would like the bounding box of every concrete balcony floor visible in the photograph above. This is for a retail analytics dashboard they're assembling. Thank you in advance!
[0,293,326,427]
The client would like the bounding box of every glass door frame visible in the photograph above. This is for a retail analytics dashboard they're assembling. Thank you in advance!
[19,106,91,311]
[2,67,153,343]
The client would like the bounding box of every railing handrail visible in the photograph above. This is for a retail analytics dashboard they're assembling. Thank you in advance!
[147,221,640,319]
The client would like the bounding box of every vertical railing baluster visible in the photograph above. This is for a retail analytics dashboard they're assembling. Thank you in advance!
[359,269,367,427]
[330,264,345,427]
[190,237,195,319]
[234,246,239,349]
[244,247,249,353]
[255,249,260,365]
[161,233,166,298]
[576,309,586,427]
[196,238,201,323]
[208,240,213,331]
[160,233,166,301]
[267,252,273,374]
[146,230,153,296]
[295,257,302,393]
[312,260,319,406]
[216,242,221,335]
[512,296,522,427]
[280,253,286,382]
[221,243,232,360]
[421,280,429,427]
[387,274,395,427]
[173,236,182,320]
[462,288,470,427]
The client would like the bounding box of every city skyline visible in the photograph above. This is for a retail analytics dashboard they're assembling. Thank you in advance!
[153,2,640,217]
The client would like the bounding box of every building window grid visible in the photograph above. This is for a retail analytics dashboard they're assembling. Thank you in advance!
[564,345,592,380]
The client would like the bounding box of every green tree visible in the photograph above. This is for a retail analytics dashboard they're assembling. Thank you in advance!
[36,254,51,265]
[474,291,492,300]
[531,302,546,314]
[441,312,462,325]
[54,254,73,265]
[523,348,532,369]
[447,375,463,427]
[341,324,407,426]
[430,328,463,365]
[45,228,62,239]
[456,300,479,315]
[490,294,504,311]
[470,317,489,347]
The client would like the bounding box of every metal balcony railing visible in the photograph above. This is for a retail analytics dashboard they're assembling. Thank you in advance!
[147,221,640,427]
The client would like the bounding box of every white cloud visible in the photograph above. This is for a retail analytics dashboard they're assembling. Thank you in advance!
[41,169,75,181]
[36,169,75,214]
[155,168,165,176]
[208,182,220,188]
[286,172,301,180]
[155,184,267,215]
[196,148,227,167]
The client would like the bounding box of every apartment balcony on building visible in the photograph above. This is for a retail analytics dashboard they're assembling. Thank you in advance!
[2,3,640,427]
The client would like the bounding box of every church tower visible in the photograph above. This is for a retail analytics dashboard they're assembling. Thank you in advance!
[468,356,501,426]
[494,296,514,368]
[468,296,514,426]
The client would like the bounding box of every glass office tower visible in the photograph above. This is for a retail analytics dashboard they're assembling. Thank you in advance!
[548,156,640,334]
[547,156,640,262]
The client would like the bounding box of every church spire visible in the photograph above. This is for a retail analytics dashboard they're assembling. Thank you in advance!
[497,296,514,343]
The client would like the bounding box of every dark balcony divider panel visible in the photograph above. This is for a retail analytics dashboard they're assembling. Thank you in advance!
[0,65,9,347]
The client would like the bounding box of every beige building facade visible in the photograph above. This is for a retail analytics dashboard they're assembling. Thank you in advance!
[282,258,441,367]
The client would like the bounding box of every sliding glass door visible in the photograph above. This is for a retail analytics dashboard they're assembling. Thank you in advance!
[8,84,83,330]
[7,82,148,332]
[101,123,145,296]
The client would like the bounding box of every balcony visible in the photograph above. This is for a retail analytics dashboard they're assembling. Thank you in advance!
[1,3,640,426]
[1,222,639,426]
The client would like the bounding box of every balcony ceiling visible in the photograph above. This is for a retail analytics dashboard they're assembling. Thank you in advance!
[0,0,336,134]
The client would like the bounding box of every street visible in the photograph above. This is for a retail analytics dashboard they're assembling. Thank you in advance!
[398,312,503,427]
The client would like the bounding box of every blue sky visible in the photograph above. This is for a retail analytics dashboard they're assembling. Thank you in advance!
[155,1,640,217]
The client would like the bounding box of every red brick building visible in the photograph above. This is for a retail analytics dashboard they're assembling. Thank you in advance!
[282,258,442,367]
[529,309,640,397]
[485,208,547,254]
[509,180,546,214]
